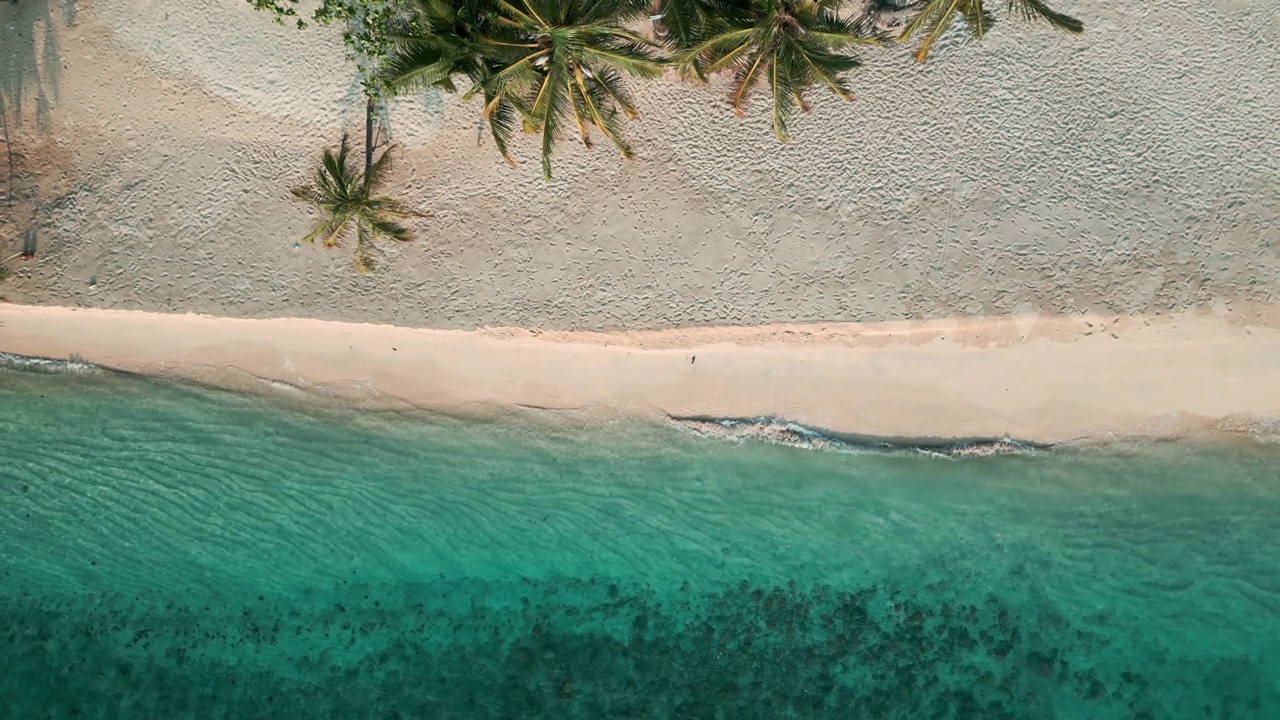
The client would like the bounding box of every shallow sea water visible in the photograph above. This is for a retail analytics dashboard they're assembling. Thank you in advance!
[1,367,1278,719]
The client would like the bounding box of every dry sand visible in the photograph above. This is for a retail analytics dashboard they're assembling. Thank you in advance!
[3,304,1279,445]
[1,0,1276,330]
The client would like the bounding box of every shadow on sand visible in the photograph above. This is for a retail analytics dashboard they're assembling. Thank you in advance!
[2,0,73,203]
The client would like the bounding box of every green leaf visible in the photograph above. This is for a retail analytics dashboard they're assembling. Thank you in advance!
[290,134,421,271]
[1006,0,1084,33]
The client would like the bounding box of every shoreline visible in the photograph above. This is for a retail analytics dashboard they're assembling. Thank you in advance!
[3,304,1279,446]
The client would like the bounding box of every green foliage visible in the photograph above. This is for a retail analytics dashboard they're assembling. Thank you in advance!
[291,135,424,272]
[380,0,663,180]
[377,0,512,156]
[671,0,881,142]
[251,0,1085,175]
[651,0,757,61]
[901,0,1083,62]
[248,0,413,93]
[246,0,305,28]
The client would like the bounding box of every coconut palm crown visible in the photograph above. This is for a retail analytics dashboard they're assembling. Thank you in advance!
[673,0,881,142]
[381,0,664,180]
[379,0,517,157]
[901,0,1083,62]
[377,0,502,93]
[290,134,422,273]
[652,0,747,52]
[491,0,664,179]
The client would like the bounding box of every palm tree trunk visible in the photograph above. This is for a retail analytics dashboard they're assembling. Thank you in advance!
[364,96,374,179]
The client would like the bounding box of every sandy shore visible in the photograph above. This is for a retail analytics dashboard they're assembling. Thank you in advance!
[3,0,1277,331]
[3,304,1278,445]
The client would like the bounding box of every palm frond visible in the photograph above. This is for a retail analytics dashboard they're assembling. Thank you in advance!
[568,70,595,147]
[483,91,519,164]
[1006,0,1083,33]
[768,45,801,141]
[466,0,665,180]
[363,215,414,243]
[291,136,422,270]
[676,28,754,71]
[580,38,665,78]
[579,0,651,23]
[592,67,641,119]
[365,195,428,216]
[317,214,356,248]
[298,216,341,246]
[730,50,769,117]
[535,65,571,180]
[498,0,542,26]
[654,0,713,50]
[676,0,869,139]
[573,65,633,158]
[902,0,963,62]
[905,0,1081,61]
[362,145,396,195]
[963,0,995,40]
[312,135,363,206]
[789,37,860,102]
[380,39,469,93]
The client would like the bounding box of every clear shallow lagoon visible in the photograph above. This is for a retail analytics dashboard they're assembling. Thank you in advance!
[2,366,1278,718]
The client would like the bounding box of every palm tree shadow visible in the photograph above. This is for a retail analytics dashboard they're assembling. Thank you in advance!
[339,72,371,134]
[2,0,69,206]
[1,0,67,135]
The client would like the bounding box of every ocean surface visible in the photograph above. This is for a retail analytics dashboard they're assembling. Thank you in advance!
[2,364,1278,719]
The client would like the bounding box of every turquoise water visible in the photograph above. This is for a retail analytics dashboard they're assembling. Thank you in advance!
[2,366,1279,718]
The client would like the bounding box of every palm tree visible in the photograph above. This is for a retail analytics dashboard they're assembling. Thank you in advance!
[381,0,665,180]
[651,0,745,53]
[900,0,1083,62]
[379,0,519,159]
[290,134,423,273]
[672,0,880,142]
[489,0,665,180]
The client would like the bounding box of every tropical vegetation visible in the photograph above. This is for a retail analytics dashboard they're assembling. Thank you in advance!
[290,134,424,272]
[253,0,1083,178]
[671,0,881,142]
[257,0,1081,270]
[899,0,1084,62]
[381,0,664,179]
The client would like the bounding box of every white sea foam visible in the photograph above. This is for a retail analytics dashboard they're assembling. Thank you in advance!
[669,416,1039,458]
[0,352,105,375]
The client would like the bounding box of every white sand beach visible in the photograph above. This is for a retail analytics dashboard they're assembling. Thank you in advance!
[1,0,1278,442]
[4,304,1279,445]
